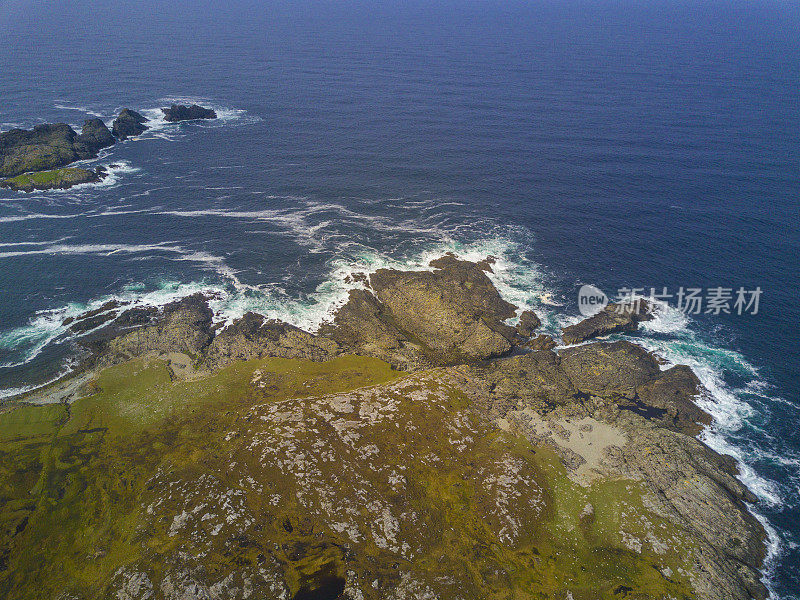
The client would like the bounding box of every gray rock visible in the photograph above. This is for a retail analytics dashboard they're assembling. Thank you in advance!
[203,312,338,369]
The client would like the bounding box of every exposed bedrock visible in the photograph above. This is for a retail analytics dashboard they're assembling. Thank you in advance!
[0,119,114,178]
[561,300,654,345]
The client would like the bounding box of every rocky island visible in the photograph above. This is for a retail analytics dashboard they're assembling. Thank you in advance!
[0,256,768,600]
[161,104,218,122]
[0,119,114,178]
[0,166,107,192]
[0,104,217,192]
[111,108,149,140]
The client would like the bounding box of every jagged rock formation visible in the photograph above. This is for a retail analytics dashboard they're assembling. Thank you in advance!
[161,104,217,122]
[76,118,115,150]
[562,301,653,345]
[111,108,149,140]
[0,119,115,177]
[3,256,768,600]
[203,312,338,369]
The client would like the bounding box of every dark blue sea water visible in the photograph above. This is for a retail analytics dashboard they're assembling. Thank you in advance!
[1,0,798,595]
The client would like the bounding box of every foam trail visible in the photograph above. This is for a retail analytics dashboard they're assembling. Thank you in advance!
[53,103,105,117]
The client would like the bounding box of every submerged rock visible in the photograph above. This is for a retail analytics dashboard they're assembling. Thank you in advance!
[161,104,217,122]
[111,108,149,140]
[561,301,653,345]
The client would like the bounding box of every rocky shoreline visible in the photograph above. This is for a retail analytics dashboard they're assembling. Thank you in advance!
[0,104,216,191]
[1,256,769,599]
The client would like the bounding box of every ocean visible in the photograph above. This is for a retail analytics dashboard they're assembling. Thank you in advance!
[0,0,798,595]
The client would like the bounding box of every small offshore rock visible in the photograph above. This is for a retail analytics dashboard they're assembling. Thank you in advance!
[161,104,217,122]
[112,108,149,140]
[75,118,115,153]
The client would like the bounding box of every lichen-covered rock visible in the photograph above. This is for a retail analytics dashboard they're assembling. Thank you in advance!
[561,301,653,345]
[524,333,557,351]
[96,293,214,364]
[560,340,661,399]
[203,312,338,369]
[466,350,579,413]
[365,255,519,365]
[111,108,149,140]
[161,104,217,122]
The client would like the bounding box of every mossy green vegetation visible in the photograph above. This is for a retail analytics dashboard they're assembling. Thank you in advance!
[0,355,699,599]
[1,168,99,192]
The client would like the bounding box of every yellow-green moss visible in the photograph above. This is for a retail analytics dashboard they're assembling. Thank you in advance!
[0,357,698,599]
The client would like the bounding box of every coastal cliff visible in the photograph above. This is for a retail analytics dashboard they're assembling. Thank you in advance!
[0,256,768,600]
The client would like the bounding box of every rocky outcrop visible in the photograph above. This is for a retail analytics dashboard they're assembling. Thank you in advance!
[75,118,115,152]
[203,312,338,370]
[367,255,519,364]
[560,340,662,398]
[0,120,115,178]
[561,301,653,345]
[111,109,149,140]
[636,364,712,435]
[0,166,106,192]
[524,333,557,351]
[516,309,541,336]
[161,104,217,122]
[322,255,521,368]
[456,336,767,600]
[87,294,214,365]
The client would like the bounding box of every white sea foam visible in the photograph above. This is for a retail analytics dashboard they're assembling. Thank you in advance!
[131,97,261,141]
[53,103,105,118]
